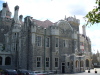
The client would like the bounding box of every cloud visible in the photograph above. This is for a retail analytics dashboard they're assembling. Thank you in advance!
[68,5,87,16]
[86,25,100,53]
[1,0,96,23]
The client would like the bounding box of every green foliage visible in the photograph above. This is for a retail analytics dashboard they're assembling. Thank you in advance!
[85,0,100,25]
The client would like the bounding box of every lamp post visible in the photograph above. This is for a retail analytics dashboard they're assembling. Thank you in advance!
[44,28,46,72]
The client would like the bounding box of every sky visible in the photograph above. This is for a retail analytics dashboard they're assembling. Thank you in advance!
[0,0,100,53]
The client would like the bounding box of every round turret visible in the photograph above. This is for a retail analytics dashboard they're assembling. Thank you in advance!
[3,3,7,7]
[19,15,23,22]
[15,5,19,11]
[19,15,23,19]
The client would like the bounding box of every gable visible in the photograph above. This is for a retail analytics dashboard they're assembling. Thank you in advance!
[57,20,73,31]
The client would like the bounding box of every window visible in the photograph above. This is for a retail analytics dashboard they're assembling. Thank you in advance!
[46,37,50,47]
[55,38,59,47]
[0,56,2,65]
[12,33,17,39]
[46,57,49,67]
[63,40,68,47]
[55,58,58,67]
[5,57,11,65]
[36,57,41,67]
[67,62,70,68]
[37,36,42,46]
[15,33,17,38]
[63,40,65,47]
[66,40,68,47]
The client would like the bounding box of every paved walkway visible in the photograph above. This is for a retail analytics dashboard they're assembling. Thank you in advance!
[52,68,100,75]
[85,68,100,74]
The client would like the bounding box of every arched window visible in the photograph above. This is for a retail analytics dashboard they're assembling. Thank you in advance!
[5,57,11,65]
[0,56,2,65]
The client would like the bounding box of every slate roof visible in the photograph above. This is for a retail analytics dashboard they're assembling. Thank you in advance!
[32,19,53,28]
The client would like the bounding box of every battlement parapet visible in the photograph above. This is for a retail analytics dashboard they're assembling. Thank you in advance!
[67,17,80,25]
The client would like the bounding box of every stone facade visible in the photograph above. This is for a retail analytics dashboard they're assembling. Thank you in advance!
[0,2,92,73]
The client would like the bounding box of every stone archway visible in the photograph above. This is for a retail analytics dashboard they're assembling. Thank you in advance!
[80,60,84,71]
[75,60,79,72]
[76,60,79,68]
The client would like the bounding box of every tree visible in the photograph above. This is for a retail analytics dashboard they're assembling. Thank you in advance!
[85,0,100,25]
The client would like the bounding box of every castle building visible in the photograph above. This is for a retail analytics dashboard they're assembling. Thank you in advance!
[0,3,92,73]
[79,25,92,70]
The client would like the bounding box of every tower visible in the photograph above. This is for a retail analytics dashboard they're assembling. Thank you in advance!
[19,15,23,22]
[6,2,11,17]
[1,3,7,18]
[14,5,19,23]
[0,2,11,18]
[82,25,86,36]
[0,2,12,47]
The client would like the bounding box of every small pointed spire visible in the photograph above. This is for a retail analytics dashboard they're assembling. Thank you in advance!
[6,2,10,12]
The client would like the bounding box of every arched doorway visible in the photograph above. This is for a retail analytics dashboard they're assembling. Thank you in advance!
[75,60,79,72]
[0,56,2,65]
[5,57,11,65]
[76,60,79,68]
[80,60,84,67]
[86,59,89,69]
[61,62,65,73]
[80,60,84,71]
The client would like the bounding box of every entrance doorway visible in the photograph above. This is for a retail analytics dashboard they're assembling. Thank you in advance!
[62,63,65,73]
[71,61,73,72]
[86,59,89,69]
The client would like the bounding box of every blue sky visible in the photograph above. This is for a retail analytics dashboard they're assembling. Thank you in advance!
[0,0,100,53]
[0,1,4,9]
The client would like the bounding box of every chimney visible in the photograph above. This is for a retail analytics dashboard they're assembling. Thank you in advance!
[64,15,66,20]
[82,25,86,36]
[14,5,19,23]
[1,3,7,18]
[19,15,23,22]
